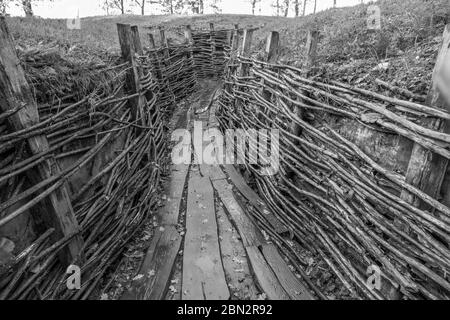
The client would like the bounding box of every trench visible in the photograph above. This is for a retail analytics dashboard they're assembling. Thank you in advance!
[1,22,449,300]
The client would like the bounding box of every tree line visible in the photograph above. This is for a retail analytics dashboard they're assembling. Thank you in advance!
[0,0,222,16]
[0,0,366,17]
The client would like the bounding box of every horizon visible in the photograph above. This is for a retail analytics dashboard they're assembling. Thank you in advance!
[4,0,372,19]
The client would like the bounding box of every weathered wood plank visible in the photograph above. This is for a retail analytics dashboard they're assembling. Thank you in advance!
[122,225,182,300]
[245,246,290,300]
[159,164,189,226]
[216,205,259,300]
[400,25,450,211]
[182,173,229,300]
[261,244,314,300]
[212,179,265,248]
[0,17,83,265]
[224,165,288,234]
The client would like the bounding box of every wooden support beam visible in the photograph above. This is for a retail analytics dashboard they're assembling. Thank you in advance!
[117,23,140,122]
[0,17,83,265]
[400,25,450,211]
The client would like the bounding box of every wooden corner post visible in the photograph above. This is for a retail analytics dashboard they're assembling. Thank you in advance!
[0,17,83,265]
[400,25,450,212]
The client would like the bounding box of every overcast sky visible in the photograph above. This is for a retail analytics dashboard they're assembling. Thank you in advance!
[6,0,370,18]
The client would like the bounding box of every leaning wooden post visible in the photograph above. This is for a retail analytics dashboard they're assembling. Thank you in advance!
[290,29,319,138]
[400,25,450,213]
[117,23,140,122]
[0,17,83,265]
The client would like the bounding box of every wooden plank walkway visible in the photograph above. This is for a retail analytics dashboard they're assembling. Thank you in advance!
[122,80,314,301]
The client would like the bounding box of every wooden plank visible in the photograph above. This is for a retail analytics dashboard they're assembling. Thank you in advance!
[200,165,227,181]
[0,17,83,265]
[122,225,182,300]
[159,164,189,226]
[261,244,314,300]
[224,165,288,234]
[216,205,259,299]
[212,179,265,247]
[182,173,229,300]
[245,246,290,300]
[400,25,450,212]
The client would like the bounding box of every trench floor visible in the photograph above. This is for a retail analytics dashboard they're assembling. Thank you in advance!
[120,80,313,300]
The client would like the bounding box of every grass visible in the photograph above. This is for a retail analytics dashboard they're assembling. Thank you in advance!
[5,0,449,94]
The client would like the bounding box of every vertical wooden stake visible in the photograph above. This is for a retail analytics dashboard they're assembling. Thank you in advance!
[159,26,170,59]
[210,23,216,78]
[131,25,143,55]
[400,25,450,212]
[290,29,319,137]
[148,33,156,49]
[185,25,196,81]
[259,31,280,125]
[239,28,254,77]
[0,17,83,265]
[117,23,140,122]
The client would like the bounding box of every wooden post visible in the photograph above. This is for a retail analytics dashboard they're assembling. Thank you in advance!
[117,23,140,122]
[290,29,319,137]
[239,28,254,77]
[159,26,170,59]
[148,33,156,49]
[210,23,216,78]
[0,17,83,265]
[184,25,196,81]
[400,25,450,212]
[131,25,143,55]
[232,24,240,52]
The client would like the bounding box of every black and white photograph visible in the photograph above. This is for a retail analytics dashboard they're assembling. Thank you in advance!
[0,0,449,308]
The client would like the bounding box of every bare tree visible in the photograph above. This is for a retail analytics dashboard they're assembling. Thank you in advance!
[0,0,7,15]
[313,0,317,14]
[104,0,126,14]
[302,0,307,16]
[133,0,159,15]
[283,0,289,17]
[272,0,280,16]
[250,0,260,15]
[21,0,33,17]
[294,0,300,17]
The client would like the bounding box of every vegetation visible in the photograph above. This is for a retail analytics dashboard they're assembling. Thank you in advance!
[3,0,449,94]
